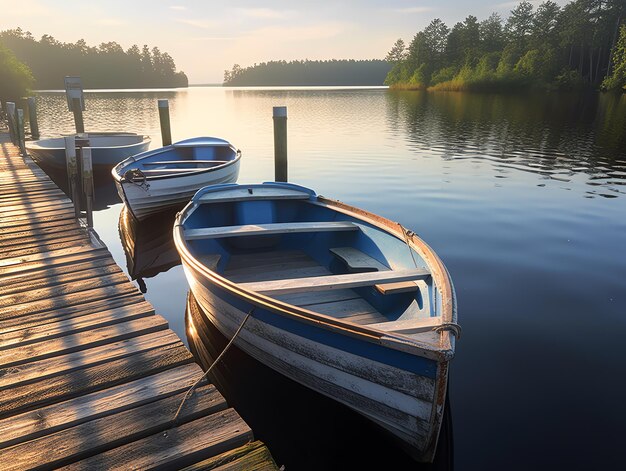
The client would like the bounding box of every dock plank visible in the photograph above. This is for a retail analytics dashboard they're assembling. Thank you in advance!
[0,133,276,470]
[0,330,180,389]
[0,314,169,368]
[63,409,254,471]
[0,364,205,448]
[0,341,193,419]
[0,384,227,470]
[0,292,145,334]
[0,301,155,350]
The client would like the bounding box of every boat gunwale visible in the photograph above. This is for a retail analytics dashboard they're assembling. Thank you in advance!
[112,144,241,183]
[173,193,456,362]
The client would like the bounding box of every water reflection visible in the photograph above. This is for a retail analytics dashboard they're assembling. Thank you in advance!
[35,159,121,211]
[185,291,454,471]
[386,91,626,198]
[118,206,181,286]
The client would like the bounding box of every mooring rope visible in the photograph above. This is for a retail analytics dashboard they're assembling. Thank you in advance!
[434,322,462,339]
[171,308,254,425]
[399,223,419,268]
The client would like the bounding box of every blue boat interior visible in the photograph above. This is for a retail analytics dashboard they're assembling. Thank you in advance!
[120,137,238,178]
[180,183,441,338]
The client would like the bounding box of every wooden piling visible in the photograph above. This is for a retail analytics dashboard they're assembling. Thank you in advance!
[273,106,288,182]
[64,136,81,218]
[6,102,17,145]
[16,109,27,156]
[71,97,85,134]
[27,97,40,140]
[158,99,172,146]
[81,147,94,227]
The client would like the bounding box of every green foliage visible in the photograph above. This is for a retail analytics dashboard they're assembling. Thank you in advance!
[431,66,458,85]
[0,28,188,89]
[385,39,407,63]
[384,0,626,92]
[0,42,34,101]
[223,60,391,86]
[602,25,626,91]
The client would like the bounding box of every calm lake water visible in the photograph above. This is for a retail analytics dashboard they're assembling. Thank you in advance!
[31,87,625,470]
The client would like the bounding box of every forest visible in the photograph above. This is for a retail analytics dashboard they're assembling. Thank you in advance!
[384,0,626,92]
[0,28,188,91]
[223,60,391,86]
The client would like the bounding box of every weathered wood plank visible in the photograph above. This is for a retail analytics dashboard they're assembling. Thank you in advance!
[0,292,144,334]
[0,209,76,226]
[0,341,193,418]
[179,441,278,471]
[184,221,358,240]
[63,409,253,471]
[1,202,74,219]
[240,268,431,295]
[0,363,204,448]
[0,198,74,213]
[0,271,130,308]
[0,245,107,276]
[0,301,155,350]
[0,329,179,389]
[0,236,90,261]
[0,280,138,321]
[0,384,228,471]
[0,314,168,368]
[0,229,87,252]
[0,217,79,236]
[0,260,120,296]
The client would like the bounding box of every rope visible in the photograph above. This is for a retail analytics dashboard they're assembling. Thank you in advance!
[123,168,149,190]
[434,322,462,339]
[399,223,419,268]
[171,308,253,425]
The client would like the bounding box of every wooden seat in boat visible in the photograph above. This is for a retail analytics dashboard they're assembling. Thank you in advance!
[198,186,311,203]
[330,246,427,295]
[142,160,229,166]
[238,268,430,295]
[184,221,358,240]
[223,250,388,325]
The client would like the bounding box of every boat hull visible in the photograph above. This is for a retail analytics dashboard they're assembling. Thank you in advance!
[181,257,446,462]
[116,159,240,220]
[26,136,150,170]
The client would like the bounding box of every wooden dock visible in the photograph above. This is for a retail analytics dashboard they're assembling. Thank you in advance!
[0,132,278,470]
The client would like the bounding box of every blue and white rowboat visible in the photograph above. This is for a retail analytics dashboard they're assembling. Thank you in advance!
[173,182,458,462]
[113,137,241,220]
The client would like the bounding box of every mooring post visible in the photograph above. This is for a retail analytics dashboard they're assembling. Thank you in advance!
[16,109,27,155]
[6,102,17,145]
[64,136,81,218]
[273,106,288,182]
[81,147,94,227]
[158,99,172,146]
[27,97,40,140]
[71,97,85,134]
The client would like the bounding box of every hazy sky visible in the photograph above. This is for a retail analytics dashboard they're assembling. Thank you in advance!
[0,0,570,83]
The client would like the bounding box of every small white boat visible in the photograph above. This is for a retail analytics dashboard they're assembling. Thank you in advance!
[26,132,150,170]
[174,182,458,462]
[112,137,241,220]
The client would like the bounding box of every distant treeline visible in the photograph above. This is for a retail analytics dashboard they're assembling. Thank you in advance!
[384,0,626,92]
[0,28,188,90]
[223,60,392,86]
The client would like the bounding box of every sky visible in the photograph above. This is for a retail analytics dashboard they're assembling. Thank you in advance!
[0,0,571,84]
